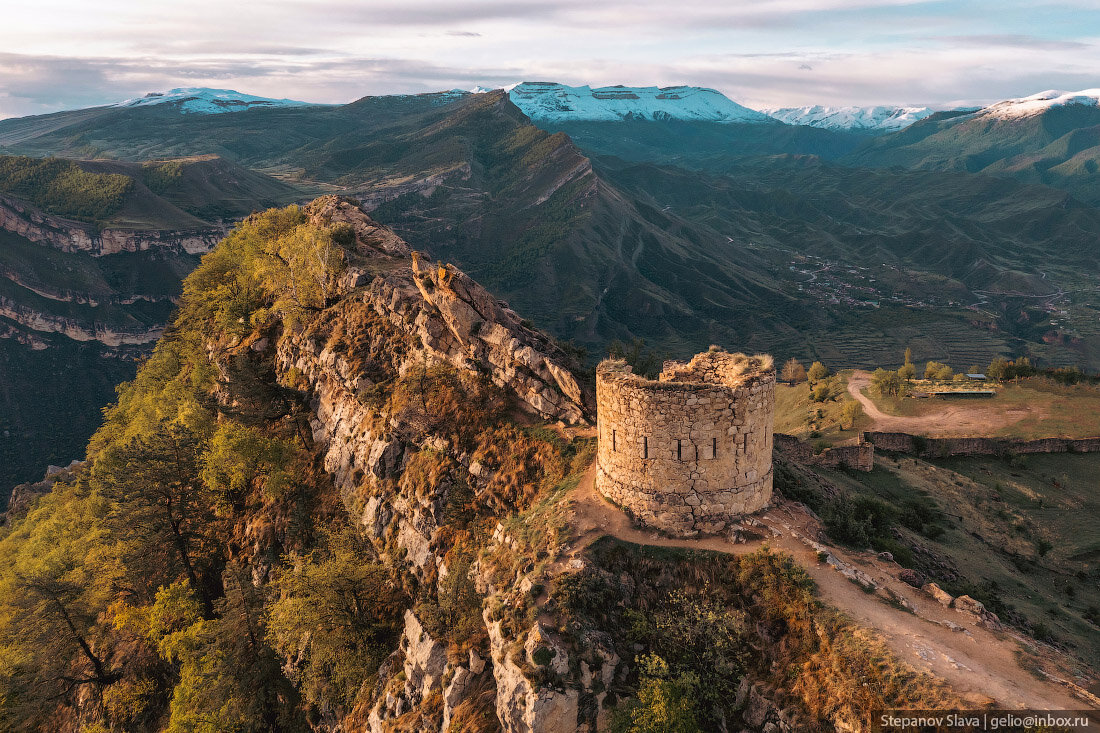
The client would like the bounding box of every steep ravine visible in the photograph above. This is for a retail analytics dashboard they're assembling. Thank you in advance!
[0,194,221,491]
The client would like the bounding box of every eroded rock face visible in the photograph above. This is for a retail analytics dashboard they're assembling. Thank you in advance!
[0,296,164,346]
[485,615,581,733]
[275,199,591,575]
[271,199,600,730]
[0,195,224,256]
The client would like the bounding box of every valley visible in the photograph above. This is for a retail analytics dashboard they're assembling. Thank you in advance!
[4,84,1100,499]
[0,195,1095,732]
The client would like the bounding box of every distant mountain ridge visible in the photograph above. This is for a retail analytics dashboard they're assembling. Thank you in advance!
[763,105,934,132]
[508,82,772,123]
[110,87,320,114]
[975,88,1100,120]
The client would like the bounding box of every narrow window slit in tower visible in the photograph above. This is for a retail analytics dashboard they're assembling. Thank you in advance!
[743,433,749,453]
[612,430,616,451]
[677,439,682,461]
[643,436,648,459]
[712,437,717,459]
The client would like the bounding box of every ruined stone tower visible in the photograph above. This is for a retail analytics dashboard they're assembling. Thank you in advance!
[595,348,775,536]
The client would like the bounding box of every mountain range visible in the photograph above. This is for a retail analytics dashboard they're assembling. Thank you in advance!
[2,82,1100,495]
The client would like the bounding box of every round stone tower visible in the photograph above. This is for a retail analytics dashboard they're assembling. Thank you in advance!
[595,348,775,536]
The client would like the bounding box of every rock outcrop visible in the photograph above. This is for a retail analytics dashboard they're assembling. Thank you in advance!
[275,201,592,578]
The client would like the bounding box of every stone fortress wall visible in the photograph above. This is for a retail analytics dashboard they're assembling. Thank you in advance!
[595,348,775,536]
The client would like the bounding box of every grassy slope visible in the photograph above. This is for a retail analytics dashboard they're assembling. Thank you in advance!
[774,374,869,444]
[819,451,1100,672]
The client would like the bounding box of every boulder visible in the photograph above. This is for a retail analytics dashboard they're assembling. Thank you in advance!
[922,582,954,607]
[952,594,985,615]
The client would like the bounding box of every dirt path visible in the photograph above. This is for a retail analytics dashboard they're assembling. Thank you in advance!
[846,370,1037,436]
[568,464,1094,711]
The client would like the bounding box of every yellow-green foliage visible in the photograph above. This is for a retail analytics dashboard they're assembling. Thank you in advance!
[144,572,301,733]
[610,655,701,733]
[181,204,346,334]
[0,205,349,729]
[0,155,133,223]
[0,481,120,726]
[201,423,296,504]
[266,527,407,709]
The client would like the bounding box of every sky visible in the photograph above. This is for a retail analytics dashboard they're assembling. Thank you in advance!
[1,0,1099,119]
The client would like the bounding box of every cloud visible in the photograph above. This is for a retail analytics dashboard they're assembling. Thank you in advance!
[928,34,1093,50]
[1,0,1099,117]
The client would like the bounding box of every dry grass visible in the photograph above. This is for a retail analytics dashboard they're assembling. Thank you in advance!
[775,373,869,444]
[863,377,1100,438]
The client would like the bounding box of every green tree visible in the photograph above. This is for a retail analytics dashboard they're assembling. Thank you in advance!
[904,347,912,366]
[924,361,953,381]
[0,482,122,726]
[201,423,297,507]
[256,221,347,322]
[266,528,407,710]
[611,655,701,733]
[654,590,749,718]
[811,382,830,402]
[153,569,303,733]
[987,357,1010,381]
[840,400,863,430]
[93,425,222,617]
[897,362,916,382]
[870,368,905,398]
[807,361,828,382]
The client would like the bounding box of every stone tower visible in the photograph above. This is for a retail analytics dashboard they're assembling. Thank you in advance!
[595,348,775,537]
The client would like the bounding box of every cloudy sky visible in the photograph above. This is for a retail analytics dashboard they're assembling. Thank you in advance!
[1,0,1098,119]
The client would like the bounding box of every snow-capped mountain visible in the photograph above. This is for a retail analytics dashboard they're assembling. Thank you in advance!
[975,89,1100,120]
[508,82,771,123]
[111,88,318,114]
[763,105,933,132]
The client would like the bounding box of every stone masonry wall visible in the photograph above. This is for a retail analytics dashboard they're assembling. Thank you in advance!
[595,351,775,536]
[864,432,1100,458]
[774,434,874,472]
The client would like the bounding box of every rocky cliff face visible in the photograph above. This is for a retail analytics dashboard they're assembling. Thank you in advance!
[0,296,164,346]
[260,198,610,731]
[276,198,589,569]
[0,195,224,256]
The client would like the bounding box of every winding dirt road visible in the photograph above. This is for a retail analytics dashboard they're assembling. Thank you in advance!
[846,370,1037,436]
[567,464,1095,711]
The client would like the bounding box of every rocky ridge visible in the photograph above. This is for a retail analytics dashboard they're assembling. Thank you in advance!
[266,198,603,730]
